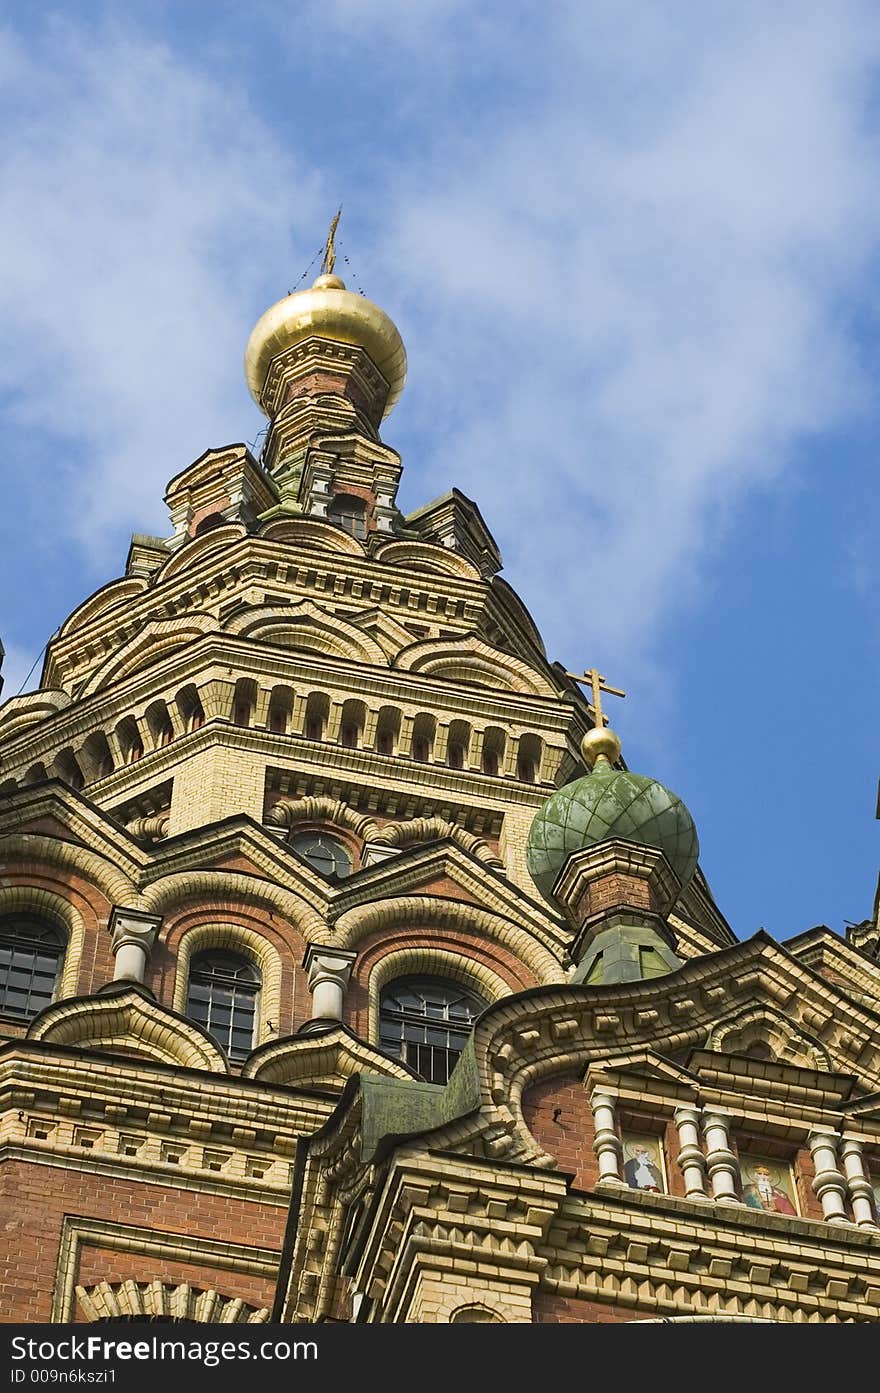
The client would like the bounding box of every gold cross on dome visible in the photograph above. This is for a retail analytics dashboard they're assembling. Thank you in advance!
[564,666,626,728]
[321,206,342,276]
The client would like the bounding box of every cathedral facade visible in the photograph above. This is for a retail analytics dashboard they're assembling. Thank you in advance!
[2,258,880,1325]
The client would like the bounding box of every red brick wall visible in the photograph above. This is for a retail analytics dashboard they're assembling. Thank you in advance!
[0,1160,284,1323]
[520,1074,598,1191]
[188,497,232,536]
[533,1292,632,1322]
[577,872,657,921]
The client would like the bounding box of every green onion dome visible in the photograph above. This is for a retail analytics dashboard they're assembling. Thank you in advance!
[526,730,699,906]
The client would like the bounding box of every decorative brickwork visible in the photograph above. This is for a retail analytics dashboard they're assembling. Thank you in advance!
[1,265,877,1328]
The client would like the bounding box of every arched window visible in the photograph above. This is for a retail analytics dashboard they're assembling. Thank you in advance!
[379,976,486,1085]
[81,732,114,783]
[53,749,85,790]
[375,706,400,756]
[115,717,144,765]
[0,916,65,1020]
[328,494,367,540]
[186,951,259,1061]
[145,701,174,749]
[289,831,353,880]
[447,719,470,771]
[450,1306,504,1323]
[304,691,329,741]
[481,726,505,778]
[193,512,226,536]
[411,712,436,764]
[176,685,205,733]
[231,678,257,729]
[516,733,543,784]
[267,685,295,735]
[339,699,366,750]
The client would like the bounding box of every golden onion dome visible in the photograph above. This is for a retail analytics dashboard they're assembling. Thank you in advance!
[244,272,407,418]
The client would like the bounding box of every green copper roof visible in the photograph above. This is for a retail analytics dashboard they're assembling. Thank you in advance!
[526,762,699,904]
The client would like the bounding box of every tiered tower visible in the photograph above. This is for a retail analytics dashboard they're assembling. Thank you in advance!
[2,236,880,1325]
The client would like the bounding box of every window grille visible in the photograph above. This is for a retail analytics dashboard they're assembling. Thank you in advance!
[379,976,485,1084]
[0,917,65,1020]
[186,951,259,1061]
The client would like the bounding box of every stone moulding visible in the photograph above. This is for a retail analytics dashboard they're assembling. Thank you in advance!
[76,1280,269,1324]
[393,633,556,697]
[27,983,229,1073]
[266,794,378,840]
[368,815,503,867]
[241,1024,415,1088]
[51,1217,279,1323]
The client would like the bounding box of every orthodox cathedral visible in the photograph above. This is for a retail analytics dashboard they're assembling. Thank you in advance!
[2,228,880,1325]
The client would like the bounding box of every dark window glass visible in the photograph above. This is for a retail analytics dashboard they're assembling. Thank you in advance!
[186,951,259,1061]
[379,976,485,1085]
[289,832,352,880]
[328,495,367,540]
[0,917,65,1020]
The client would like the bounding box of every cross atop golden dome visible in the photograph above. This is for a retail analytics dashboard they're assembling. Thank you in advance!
[244,214,407,420]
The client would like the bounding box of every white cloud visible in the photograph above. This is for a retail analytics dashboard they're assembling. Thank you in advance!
[1,3,878,740]
[0,19,319,558]
[363,1,880,684]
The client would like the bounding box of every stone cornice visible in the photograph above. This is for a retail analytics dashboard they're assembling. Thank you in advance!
[3,641,576,786]
[328,841,566,946]
[275,935,880,1217]
[0,1039,335,1126]
[544,1187,880,1320]
[787,927,880,1002]
[41,529,561,696]
[242,1024,415,1088]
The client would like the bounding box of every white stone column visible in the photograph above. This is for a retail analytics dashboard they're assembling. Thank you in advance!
[809,1130,849,1224]
[304,945,357,1023]
[840,1137,878,1229]
[674,1107,707,1198]
[702,1112,741,1204]
[589,1090,624,1185]
[108,907,162,985]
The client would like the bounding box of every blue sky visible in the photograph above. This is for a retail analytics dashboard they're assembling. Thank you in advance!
[0,2,877,941]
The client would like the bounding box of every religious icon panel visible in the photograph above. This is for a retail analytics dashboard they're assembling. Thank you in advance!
[739,1156,799,1215]
[622,1132,667,1194]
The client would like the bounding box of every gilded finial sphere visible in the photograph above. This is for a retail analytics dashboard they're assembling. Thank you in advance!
[581,726,622,767]
[244,273,407,418]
